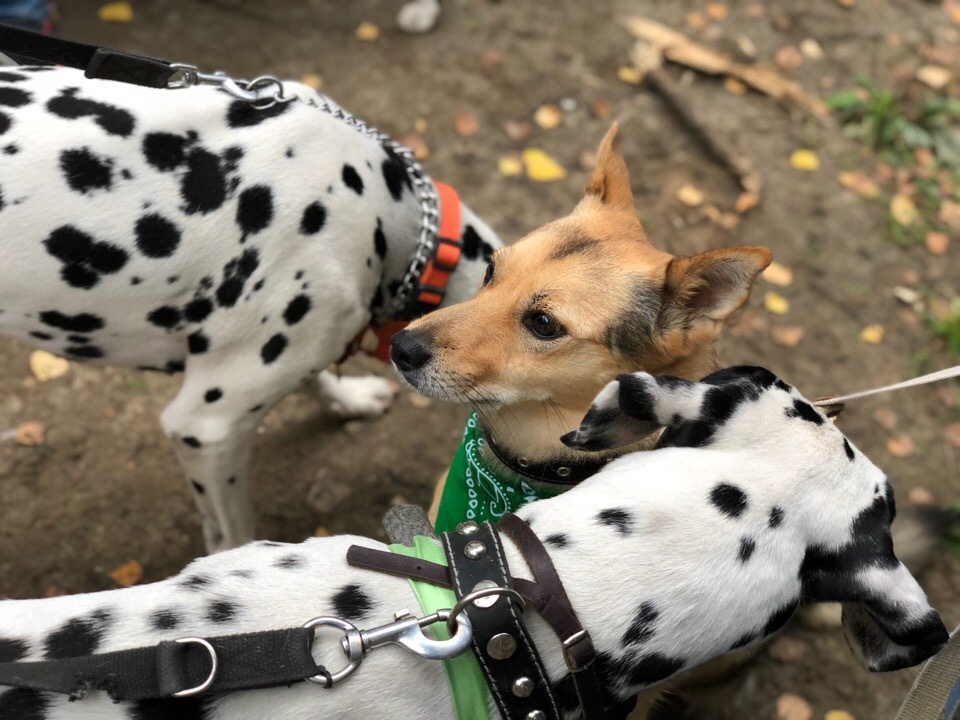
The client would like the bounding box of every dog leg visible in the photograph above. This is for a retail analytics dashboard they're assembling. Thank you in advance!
[316,369,399,419]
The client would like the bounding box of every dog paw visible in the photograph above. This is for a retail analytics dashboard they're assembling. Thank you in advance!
[323,375,400,419]
[397,0,440,33]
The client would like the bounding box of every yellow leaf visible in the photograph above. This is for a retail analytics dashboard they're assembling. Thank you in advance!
[98,1,133,23]
[799,38,824,60]
[858,324,884,344]
[617,66,644,85]
[886,434,915,458]
[29,350,70,382]
[522,148,567,182]
[299,73,323,90]
[771,325,805,347]
[498,154,523,176]
[790,149,820,171]
[355,21,380,41]
[824,711,855,720]
[734,191,761,213]
[705,2,729,20]
[533,104,562,129]
[777,693,813,720]
[890,193,919,226]
[764,291,790,315]
[675,183,704,207]
[838,171,880,199]
[15,421,45,446]
[925,231,949,255]
[108,559,144,587]
[413,117,428,133]
[916,65,951,90]
[723,77,747,95]
[762,261,793,287]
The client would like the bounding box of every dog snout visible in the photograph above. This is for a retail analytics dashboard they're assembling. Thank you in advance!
[390,329,433,373]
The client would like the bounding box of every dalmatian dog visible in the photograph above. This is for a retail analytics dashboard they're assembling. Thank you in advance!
[0,65,501,552]
[0,367,945,719]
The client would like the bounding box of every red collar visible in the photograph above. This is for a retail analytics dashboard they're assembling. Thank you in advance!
[344,181,462,363]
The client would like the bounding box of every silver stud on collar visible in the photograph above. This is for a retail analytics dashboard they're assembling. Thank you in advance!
[517,457,531,468]
[464,540,486,560]
[456,521,480,535]
[555,466,571,478]
[487,632,518,660]
[526,710,547,720]
[512,676,534,697]
[471,580,500,608]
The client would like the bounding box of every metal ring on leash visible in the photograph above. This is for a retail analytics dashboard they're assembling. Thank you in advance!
[171,637,218,697]
[447,587,526,633]
[302,617,363,688]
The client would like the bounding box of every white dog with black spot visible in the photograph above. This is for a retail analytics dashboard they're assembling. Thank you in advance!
[0,65,501,552]
[0,367,946,719]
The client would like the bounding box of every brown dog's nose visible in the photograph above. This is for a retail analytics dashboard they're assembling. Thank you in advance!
[390,329,433,372]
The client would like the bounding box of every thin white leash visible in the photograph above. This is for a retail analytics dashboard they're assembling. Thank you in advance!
[813,365,960,407]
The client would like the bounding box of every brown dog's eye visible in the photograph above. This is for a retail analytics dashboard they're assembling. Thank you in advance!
[482,261,495,286]
[524,312,565,340]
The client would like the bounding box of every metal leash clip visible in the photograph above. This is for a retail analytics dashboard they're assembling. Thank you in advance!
[302,608,473,688]
[167,63,296,109]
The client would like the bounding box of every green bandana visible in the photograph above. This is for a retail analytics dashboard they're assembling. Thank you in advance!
[389,536,490,719]
[434,413,565,533]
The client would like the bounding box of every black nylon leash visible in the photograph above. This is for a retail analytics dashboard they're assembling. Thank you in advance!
[0,21,177,88]
[0,627,325,702]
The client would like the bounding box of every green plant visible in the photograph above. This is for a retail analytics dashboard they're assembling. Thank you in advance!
[927,296,960,357]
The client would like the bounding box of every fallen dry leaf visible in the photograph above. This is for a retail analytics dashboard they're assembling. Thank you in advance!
[590,98,612,118]
[775,46,804,72]
[768,635,808,662]
[735,34,758,59]
[299,73,323,90]
[29,350,70,382]
[939,199,960,229]
[772,11,792,30]
[790,149,820,171]
[617,66,644,85]
[836,0,855,7]
[498,154,523,176]
[503,120,532,142]
[925,231,949,255]
[799,38,824,60]
[890,193,919,226]
[771,325,805,347]
[98,1,132,22]
[908,486,936,505]
[735,191,761,214]
[858,324,884,344]
[762,261,794,287]
[44,585,66,598]
[522,148,567,182]
[764,291,790,315]
[824,711,856,720]
[407,393,432,409]
[480,49,506,71]
[15,421,44,446]
[414,117,428,133]
[399,133,429,161]
[685,11,709,30]
[724,77,748,95]
[744,3,765,17]
[838,171,881,199]
[578,149,597,170]
[776,693,813,720]
[703,204,740,230]
[873,407,898,431]
[314,526,330,537]
[676,183,705,207]
[533,104,562,130]
[887,434,916,458]
[108,559,143,587]
[893,286,920,305]
[945,422,960,449]
[454,110,479,137]
[355,21,380,41]
[705,2,729,20]
[916,65,952,89]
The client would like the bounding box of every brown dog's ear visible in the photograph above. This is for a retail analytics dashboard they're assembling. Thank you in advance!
[584,122,635,211]
[661,246,772,326]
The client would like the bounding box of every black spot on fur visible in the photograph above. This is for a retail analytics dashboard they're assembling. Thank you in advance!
[188,331,209,354]
[0,71,26,82]
[3,143,18,155]
[300,201,327,235]
[249,404,264,413]
[709,483,748,519]
[39,310,104,333]
[207,600,237,623]
[598,650,686,691]
[0,637,28,662]
[373,218,387,259]
[236,185,274,236]
[382,147,412,200]
[147,306,181,329]
[762,598,798,637]
[182,436,201,448]
[0,111,10,136]
[332,583,374,621]
[622,602,659,645]
[67,334,90,344]
[151,609,181,631]
[739,536,756,563]
[184,298,214,323]
[785,398,824,425]
[222,146,243,172]
[283,295,311,325]
[204,388,222,403]
[60,147,113,194]
[44,609,111,658]
[844,438,855,461]
[598,508,634,536]
[65,345,103,359]
[165,360,185,373]
[130,696,210,720]
[226,99,290,128]
[135,214,181,258]
[342,164,364,195]
[47,88,134,136]
[0,86,31,107]
[544,533,570,549]
[181,148,227,215]
[275,554,306,570]
[216,248,260,308]
[43,225,129,289]
[462,225,495,262]
[0,688,50,720]
[29,331,52,341]
[261,333,288,364]
[180,574,212,591]
[230,569,254,579]
[142,132,187,171]
[769,506,785,528]
[191,480,205,494]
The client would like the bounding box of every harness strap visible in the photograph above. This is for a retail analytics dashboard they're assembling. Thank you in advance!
[0,627,324,702]
[0,22,177,88]
[896,624,960,720]
[814,364,960,407]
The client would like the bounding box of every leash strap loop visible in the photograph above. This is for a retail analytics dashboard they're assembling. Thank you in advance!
[896,624,960,720]
[814,365,960,407]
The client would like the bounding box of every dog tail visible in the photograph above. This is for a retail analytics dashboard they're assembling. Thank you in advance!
[893,504,960,576]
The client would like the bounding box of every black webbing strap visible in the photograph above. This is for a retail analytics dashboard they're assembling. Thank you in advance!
[443,522,562,720]
[0,627,324,702]
[0,22,176,88]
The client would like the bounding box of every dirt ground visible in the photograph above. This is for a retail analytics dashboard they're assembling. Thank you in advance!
[1,0,958,717]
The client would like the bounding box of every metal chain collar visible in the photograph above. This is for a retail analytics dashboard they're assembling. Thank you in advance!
[168,64,441,324]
